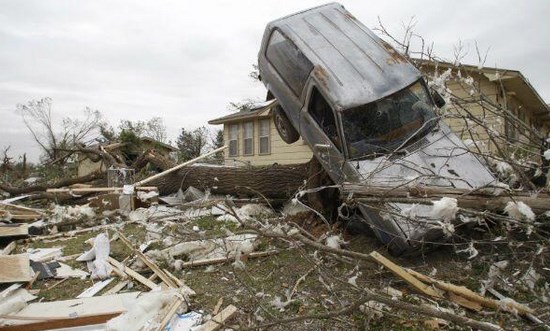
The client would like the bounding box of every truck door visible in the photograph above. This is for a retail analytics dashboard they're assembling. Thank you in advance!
[300,85,347,183]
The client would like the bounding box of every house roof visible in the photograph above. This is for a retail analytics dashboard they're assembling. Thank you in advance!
[414,59,550,123]
[140,136,177,151]
[208,99,277,125]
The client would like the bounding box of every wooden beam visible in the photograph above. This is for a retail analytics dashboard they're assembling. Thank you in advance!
[180,250,280,268]
[369,251,443,298]
[0,242,17,255]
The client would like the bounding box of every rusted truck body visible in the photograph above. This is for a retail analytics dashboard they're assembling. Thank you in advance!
[258,3,495,254]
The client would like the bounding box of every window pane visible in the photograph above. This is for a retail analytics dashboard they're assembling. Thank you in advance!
[266,30,313,96]
[259,119,270,136]
[229,124,239,139]
[244,122,253,138]
[229,140,238,156]
[244,138,253,155]
[260,137,269,154]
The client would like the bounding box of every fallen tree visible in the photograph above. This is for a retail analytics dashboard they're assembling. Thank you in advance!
[149,161,313,199]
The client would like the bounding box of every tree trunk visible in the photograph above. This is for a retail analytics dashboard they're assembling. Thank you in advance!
[150,160,314,200]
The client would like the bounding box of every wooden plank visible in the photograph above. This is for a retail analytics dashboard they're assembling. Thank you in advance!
[76,278,114,298]
[198,305,238,331]
[108,257,158,290]
[181,250,279,268]
[0,224,28,237]
[102,280,130,296]
[46,186,158,193]
[0,254,32,283]
[0,312,120,331]
[369,251,442,298]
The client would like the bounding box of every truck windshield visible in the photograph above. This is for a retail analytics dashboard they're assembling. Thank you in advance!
[342,80,436,159]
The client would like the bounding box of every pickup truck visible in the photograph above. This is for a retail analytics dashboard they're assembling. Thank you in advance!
[257,3,496,255]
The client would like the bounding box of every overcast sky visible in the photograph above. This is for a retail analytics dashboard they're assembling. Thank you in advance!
[1,0,549,162]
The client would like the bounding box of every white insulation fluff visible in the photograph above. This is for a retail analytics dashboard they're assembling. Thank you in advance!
[431,197,458,222]
[76,233,112,280]
[544,149,550,161]
[504,201,535,222]
[325,235,344,249]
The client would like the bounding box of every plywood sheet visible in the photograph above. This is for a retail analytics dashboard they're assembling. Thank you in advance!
[0,254,32,283]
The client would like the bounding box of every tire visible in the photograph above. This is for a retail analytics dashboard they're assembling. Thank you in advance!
[273,105,300,144]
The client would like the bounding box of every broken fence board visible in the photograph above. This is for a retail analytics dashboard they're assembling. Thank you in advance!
[198,304,238,331]
[369,251,442,298]
[0,254,32,283]
[46,186,158,193]
[0,224,28,237]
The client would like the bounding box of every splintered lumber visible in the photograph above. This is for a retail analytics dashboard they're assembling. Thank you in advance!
[369,251,442,298]
[199,304,238,331]
[0,203,44,222]
[0,224,28,237]
[405,268,534,315]
[180,250,280,268]
[116,231,177,288]
[134,145,228,187]
[0,254,32,283]
[108,257,158,290]
[342,184,550,214]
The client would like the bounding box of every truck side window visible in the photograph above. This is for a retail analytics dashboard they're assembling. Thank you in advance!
[309,88,341,150]
[266,30,313,97]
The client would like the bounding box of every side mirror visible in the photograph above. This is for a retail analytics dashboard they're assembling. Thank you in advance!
[431,90,446,108]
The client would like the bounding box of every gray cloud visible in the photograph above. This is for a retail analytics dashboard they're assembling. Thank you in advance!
[1,0,548,162]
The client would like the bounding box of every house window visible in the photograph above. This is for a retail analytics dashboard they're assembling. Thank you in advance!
[243,122,254,156]
[266,29,313,96]
[259,119,270,154]
[228,124,239,157]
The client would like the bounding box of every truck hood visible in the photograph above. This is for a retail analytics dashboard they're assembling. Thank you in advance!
[354,124,496,189]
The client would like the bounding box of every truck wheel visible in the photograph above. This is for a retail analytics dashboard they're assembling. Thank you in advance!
[273,106,300,144]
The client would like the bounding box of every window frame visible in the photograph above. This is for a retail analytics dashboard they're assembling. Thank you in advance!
[242,121,254,156]
[228,124,239,157]
[258,118,271,155]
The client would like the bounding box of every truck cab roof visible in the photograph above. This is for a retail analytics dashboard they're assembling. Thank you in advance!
[262,3,422,109]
